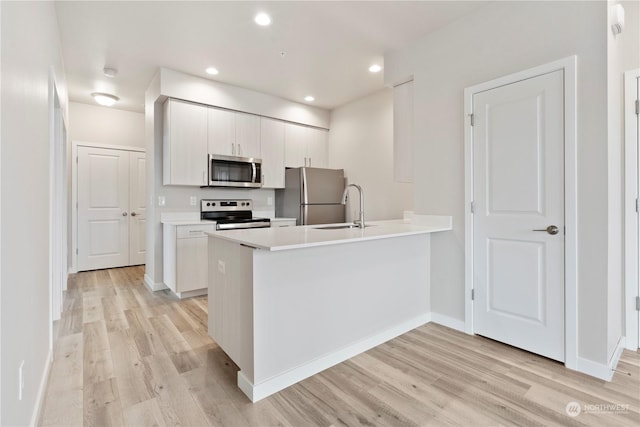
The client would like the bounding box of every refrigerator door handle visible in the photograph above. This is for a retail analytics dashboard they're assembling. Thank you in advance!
[301,168,309,205]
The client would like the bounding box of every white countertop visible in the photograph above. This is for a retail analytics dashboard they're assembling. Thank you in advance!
[162,219,218,226]
[207,218,452,252]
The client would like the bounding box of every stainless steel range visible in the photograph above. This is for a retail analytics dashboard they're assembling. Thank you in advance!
[200,199,271,230]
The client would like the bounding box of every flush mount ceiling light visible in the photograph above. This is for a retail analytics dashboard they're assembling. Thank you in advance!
[304,96,315,102]
[103,67,118,78]
[91,92,119,107]
[206,67,219,75]
[369,64,382,73]
[254,13,271,26]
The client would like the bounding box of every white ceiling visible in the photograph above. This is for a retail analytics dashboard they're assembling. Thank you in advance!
[55,1,488,113]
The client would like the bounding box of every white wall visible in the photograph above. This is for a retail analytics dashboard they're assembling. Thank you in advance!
[0,1,68,425]
[145,69,330,288]
[385,1,612,364]
[69,102,144,147]
[328,89,413,221]
[607,0,640,359]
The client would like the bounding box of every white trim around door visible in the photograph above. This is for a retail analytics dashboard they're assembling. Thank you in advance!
[464,56,578,370]
[70,141,145,273]
[624,69,640,351]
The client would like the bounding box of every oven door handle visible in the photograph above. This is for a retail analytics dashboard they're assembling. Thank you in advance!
[216,221,271,231]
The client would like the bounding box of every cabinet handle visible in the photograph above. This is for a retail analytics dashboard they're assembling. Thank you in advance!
[238,144,243,156]
[308,157,312,166]
[189,230,203,233]
[232,143,235,156]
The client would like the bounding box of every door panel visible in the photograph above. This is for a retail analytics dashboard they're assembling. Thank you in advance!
[302,204,346,225]
[302,168,345,204]
[473,69,565,362]
[129,152,146,265]
[78,146,129,271]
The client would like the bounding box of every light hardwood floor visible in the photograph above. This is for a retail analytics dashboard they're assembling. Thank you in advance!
[40,266,640,426]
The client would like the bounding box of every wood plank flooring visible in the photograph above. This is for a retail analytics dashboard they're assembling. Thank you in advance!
[40,266,640,426]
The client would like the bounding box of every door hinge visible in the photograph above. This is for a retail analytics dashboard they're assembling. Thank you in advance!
[470,201,476,214]
[636,296,640,311]
[470,114,475,126]
[471,289,475,300]
[635,99,639,115]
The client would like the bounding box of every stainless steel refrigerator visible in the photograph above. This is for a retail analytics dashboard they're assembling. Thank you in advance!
[276,167,346,225]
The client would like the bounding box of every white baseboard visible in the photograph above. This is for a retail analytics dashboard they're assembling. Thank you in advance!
[430,313,466,332]
[174,288,207,299]
[144,273,167,292]
[575,336,626,382]
[238,313,431,402]
[31,349,53,427]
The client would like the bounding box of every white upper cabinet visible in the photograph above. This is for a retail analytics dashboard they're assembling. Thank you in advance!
[235,112,260,158]
[307,127,328,168]
[393,80,414,183]
[284,123,308,168]
[284,123,328,168]
[163,99,208,186]
[208,107,260,159]
[208,107,235,156]
[260,118,285,188]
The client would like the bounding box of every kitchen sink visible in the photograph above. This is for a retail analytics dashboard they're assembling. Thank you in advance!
[314,224,375,230]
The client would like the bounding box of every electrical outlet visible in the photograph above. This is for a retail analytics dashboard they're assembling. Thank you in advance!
[190,196,197,206]
[18,360,24,401]
[267,197,273,206]
[158,196,166,207]
[217,260,226,275]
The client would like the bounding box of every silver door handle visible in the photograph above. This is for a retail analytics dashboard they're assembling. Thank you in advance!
[122,212,128,217]
[533,225,559,235]
[131,212,137,217]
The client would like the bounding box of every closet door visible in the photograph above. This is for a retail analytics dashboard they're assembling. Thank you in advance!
[129,151,147,265]
[77,146,130,271]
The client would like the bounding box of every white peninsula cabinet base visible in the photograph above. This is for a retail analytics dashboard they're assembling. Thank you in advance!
[207,223,441,402]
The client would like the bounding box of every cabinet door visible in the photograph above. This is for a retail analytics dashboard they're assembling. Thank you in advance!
[235,112,260,158]
[260,118,285,188]
[393,80,414,183]
[164,99,208,186]
[177,237,209,292]
[307,127,328,168]
[284,123,308,168]
[208,107,235,156]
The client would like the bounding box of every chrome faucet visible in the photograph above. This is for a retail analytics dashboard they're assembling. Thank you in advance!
[341,184,365,228]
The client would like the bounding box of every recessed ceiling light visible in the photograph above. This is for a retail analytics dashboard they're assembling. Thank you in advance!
[254,13,271,26]
[91,92,119,107]
[103,67,118,78]
[206,67,219,75]
[304,96,315,102]
[369,64,382,73]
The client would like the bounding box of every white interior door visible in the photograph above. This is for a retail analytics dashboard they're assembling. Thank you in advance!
[78,146,130,271]
[129,152,146,265]
[472,69,565,362]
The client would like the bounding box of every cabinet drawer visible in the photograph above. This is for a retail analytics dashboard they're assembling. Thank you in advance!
[176,224,216,238]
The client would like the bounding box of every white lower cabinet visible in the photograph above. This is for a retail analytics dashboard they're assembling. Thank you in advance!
[163,223,216,298]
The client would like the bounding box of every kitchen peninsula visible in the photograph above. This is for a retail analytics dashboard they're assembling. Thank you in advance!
[207,217,452,402]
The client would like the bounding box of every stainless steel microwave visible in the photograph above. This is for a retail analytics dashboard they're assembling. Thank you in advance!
[207,154,262,188]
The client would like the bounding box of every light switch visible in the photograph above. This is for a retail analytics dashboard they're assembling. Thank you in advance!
[267,197,273,206]
[190,196,197,206]
[158,196,166,206]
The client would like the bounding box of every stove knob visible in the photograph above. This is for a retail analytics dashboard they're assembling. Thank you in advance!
[206,202,211,206]
[212,202,216,206]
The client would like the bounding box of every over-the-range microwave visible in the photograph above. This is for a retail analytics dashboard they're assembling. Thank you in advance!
[206,154,263,188]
